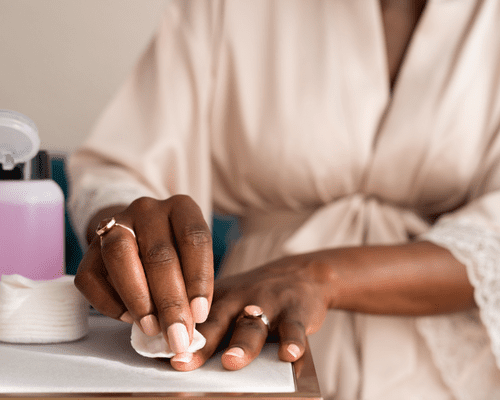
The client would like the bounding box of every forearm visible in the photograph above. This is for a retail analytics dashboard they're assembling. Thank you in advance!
[314,241,476,316]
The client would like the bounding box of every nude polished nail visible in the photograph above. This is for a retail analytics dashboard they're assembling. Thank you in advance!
[119,311,134,324]
[140,314,161,336]
[171,352,193,363]
[191,297,209,323]
[225,347,244,358]
[287,344,300,359]
[167,323,190,354]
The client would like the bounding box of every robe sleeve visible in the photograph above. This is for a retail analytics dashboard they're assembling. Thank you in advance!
[417,124,500,399]
[68,0,223,248]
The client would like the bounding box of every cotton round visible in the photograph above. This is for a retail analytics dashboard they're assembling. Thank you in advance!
[0,274,89,343]
[130,322,206,358]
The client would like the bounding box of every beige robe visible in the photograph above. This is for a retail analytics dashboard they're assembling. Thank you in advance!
[69,1,500,398]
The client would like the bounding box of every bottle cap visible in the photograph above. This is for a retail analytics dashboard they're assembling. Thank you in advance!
[0,110,40,171]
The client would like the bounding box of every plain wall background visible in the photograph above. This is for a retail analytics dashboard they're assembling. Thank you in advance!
[0,0,171,154]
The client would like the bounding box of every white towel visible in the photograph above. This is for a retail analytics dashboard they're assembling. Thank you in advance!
[0,274,89,343]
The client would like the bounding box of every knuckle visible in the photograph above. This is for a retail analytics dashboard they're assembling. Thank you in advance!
[101,237,136,261]
[251,287,269,303]
[129,196,158,213]
[179,226,212,247]
[185,273,213,289]
[155,297,184,314]
[168,195,204,215]
[142,243,178,267]
[126,290,151,305]
[278,288,301,304]
[168,194,194,206]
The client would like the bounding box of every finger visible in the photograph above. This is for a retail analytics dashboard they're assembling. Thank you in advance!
[277,308,307,362]
[221,307,272,371]
[135,212,193,354]
[99,218,159,335]
[169,195,214,324]
[74,238,128,321]
[170,294,243,371]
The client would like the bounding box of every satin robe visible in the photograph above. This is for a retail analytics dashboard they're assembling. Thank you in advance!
[69,1,500,398]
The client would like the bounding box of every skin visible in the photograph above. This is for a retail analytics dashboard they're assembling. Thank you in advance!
[176,243,474,371]
[75,0,476,371]
[380,0,428,90]
[76,196,214,351]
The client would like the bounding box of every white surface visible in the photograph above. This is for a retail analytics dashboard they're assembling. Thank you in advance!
[0,315,295,393]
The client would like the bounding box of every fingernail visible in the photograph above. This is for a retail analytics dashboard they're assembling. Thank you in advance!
[287,344,300,359]
[225,347,244,358]
[191,297,209,323]
[167,323,190,354]
[140,314,161,336]
[119,311,134,324]
[171,352,193,363]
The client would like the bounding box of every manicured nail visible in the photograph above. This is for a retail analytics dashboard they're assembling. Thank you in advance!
[140,314,161,336]
[167,323,190,354]
[119,311,134,324]
[287,344,300,359]
[225,347,245,358]
[191,297,209,323]
[171,352,193,363]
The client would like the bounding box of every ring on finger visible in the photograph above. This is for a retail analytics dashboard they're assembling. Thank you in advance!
[96,217,136,240]
[237,305,271,330]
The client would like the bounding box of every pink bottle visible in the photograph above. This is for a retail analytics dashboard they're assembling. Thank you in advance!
[0,110,64,280]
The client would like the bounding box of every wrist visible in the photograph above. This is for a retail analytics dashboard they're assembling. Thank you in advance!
[303,249,354,311]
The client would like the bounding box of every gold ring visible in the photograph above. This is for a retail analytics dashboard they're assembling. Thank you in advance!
[96,217,136,239]
[239,305,271,330]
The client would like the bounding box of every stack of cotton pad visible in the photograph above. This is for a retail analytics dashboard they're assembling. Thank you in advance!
[131,322,206,358]
[0,274,89,343]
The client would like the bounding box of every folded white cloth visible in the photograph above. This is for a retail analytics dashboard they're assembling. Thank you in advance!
[131,322,206,358]
[0,274,89,343]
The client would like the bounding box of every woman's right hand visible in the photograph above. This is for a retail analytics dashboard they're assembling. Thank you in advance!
[74,195,214,355]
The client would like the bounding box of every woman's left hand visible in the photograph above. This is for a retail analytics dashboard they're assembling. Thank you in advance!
[170,253,333,370]
[168,240,476,369]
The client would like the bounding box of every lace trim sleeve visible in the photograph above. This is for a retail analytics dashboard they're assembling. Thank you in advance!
[416,219,500,399]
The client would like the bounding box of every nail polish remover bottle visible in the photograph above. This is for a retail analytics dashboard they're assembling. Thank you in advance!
[0,110,64,280]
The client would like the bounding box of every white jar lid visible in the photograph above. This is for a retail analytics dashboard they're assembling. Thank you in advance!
[0,110,40,170]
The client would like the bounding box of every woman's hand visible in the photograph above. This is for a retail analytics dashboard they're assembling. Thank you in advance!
[170,254,333,370]
[168,241,476,369]
[74,195,214,355]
